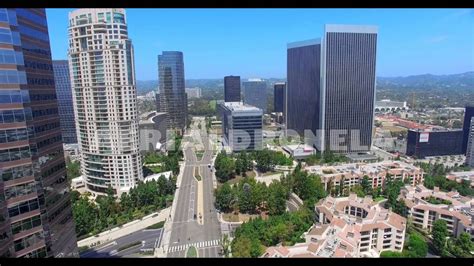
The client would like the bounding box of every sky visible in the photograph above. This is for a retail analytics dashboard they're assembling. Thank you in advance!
[46,8,474,80]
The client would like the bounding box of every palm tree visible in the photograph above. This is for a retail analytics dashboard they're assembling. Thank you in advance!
[221,234,231,258]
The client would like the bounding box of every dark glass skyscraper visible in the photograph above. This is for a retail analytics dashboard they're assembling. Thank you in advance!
[462,106,474,154]
[242,79,267,113]
[273,82,285,113]
[320,25,377,153]
[286,39,321,138]
[52,60,77,144]
[0,8,78,257]
[158,51,187,133]
[224,75,241,102]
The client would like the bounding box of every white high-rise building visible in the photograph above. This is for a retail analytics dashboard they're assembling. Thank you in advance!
[68,9,143,196]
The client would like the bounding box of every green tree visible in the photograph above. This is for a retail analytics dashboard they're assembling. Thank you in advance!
[215,183,235,212]
[406,232,428,258]
[361,176,372,195]
[231,236,252,257]
[267,181,288,216]
[432,219,449,255]
[66,159,81,181]
[380,251,404,258]
[72,196,98,237]
[255,150,274,173]
[449,232,474,258]
[215,151,236,182]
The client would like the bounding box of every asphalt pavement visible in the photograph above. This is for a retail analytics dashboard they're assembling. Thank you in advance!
[81,228,163,258]
[167,118,222,258]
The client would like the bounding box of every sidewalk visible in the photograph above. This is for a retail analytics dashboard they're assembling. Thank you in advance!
[156,160,186,257]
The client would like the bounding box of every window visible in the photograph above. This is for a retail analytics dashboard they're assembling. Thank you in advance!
[1,165,34,182]
[11,215,42,235]
[5,181,37,200]
[13,231,44,252]
[8,199,40,218]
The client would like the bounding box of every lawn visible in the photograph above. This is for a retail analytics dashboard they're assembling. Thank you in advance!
[221,212,260,223]
[195,151,205,161]
[146,221,165,230]
[186,246,198,258]
[227,171,256,185]
[374,196,386,202]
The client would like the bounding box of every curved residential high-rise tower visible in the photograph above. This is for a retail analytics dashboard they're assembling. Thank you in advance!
[68,9,142,196]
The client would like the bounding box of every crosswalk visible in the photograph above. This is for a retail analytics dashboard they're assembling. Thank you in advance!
[168,239,220,253]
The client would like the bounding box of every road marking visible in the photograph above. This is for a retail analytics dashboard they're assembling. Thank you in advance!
[167,239,221,253]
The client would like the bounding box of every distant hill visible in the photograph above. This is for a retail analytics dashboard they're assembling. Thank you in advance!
[137,72,474,95]
[377,71,474,90]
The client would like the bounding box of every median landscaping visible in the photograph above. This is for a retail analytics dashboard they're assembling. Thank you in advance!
[186,246,198,258]
[195,167,202,181]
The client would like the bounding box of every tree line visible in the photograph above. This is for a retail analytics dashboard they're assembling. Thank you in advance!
[71,175,176,238]
[417,162,474,197]
[214,150,293,183]
[231,209,314,257]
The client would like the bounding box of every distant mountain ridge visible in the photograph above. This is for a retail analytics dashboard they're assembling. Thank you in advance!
[136,72,474,95]
[377,71,474,90]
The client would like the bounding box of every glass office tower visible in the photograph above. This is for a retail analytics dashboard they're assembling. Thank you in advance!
[158,51,187,133]
[0,8,78,257]
[52,60,77,144]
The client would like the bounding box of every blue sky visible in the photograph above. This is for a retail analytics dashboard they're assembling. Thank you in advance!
[46,8,474,80]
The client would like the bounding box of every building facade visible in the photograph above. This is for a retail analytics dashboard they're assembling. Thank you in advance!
[462,106,474,154]
[52,60,77,144]
[263,194,406,257]
[185,87,201,98]
[286,39,321,140]
[273,82,285,113]
[68,9,143,196]
[0,8,78,257]
[222,102,263,152]
[374,100,408,112]
[320,25,377,153]
[306,161,424,194]
[400,185,473,239]
[158,51,187,133]
[406,129,464,159]
[466,117,474,167]
[224,75,240,102]
[242,78,267,113]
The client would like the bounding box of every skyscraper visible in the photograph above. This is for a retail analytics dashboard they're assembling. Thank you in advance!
[286,39,321,138]
[466,117,474,167]
[158,51,187,133]
[320,25,377,153]
[224,75,241,102]
[68,9,143,196]
[462,106,474,154]
[273,82,286,115]
[53,60,77,144]
[0,8,78,257]
[243,79,267,113]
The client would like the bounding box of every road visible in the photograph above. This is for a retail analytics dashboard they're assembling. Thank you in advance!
[81,228,163,258]
[167,118,222,257]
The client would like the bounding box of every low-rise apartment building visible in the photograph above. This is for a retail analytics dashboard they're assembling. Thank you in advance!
[400,185,473,239]
[305,161,424,193]
[262,194,406,258]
